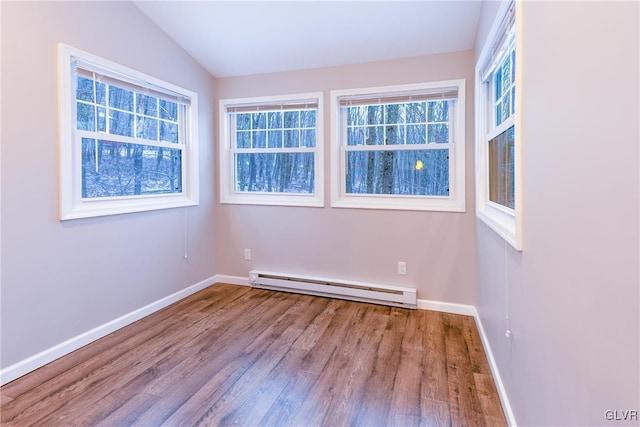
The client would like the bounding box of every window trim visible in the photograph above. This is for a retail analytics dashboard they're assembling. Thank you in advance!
[330,80,466,212]
[475,1,523,250]
[58,43,199,220]
[218,93,324,207]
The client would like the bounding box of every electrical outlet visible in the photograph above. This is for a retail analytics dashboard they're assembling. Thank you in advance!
[398,261,407,275]
[244,248,251,261]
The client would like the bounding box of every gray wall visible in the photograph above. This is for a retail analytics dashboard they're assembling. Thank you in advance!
[474,1,640,425]
[215,51,477,305]
[1,1,217,368]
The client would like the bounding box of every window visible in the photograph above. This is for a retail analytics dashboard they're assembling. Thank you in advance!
[58,44,199,220]
[219,93,323,207]
[331,81,465,211]
[475,1,522,249]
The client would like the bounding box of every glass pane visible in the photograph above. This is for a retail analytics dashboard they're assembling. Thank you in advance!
[109,86,133,111]
[253,130,266,148]
[347,128,365,146]
[406,102,426,123]
[235,153,314,194]
[488,125,515,209]
[428,101,449,122]
[110,111,133,137]
[385,104,404,124]
[159,100,177,121]
[76,77,105,105]
[268,111,282,129]
[77,103,95,131]
[502,95,511,123]
[366,105,383,125]
[237,131,251,148]
[366,126,384,145]
[428,124,449,143]
[136,116,158,141]
[495,68,502,102]
[511,50,516,83]
[345,149,449,196]
[160,120,178,143]
[81,138,182,198]
[284,111,299,128]
[301,110,316,128]
[501,55,512,91]
[301,129,315,148]
[236,113,251,130]
[268,130,283,148]
[284,129,299,148]
[406,124,426,145]
[346,106,366,126]
[136,94,158,117]
[386,125,405,145]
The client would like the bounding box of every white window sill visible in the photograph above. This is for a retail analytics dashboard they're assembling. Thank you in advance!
[332,195,465,212]
[476,202,522,250]
[220,193,324,208]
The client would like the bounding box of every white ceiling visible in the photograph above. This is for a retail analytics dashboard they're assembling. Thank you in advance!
[133,1,483,78]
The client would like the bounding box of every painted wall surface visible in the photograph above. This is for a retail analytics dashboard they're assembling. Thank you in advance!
[475,2,640,425]
[215,51,477,305]
[0,1,216,368]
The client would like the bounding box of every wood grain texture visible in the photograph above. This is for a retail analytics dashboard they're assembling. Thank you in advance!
[1,284,507,427]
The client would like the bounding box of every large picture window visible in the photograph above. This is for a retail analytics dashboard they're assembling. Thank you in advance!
[475,1,522,249]
[58,44,199,220]
[331,81,465,211]
[219,94,323,207]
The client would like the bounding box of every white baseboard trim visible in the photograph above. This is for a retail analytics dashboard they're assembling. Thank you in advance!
[213,274,249,286]
[417,299,476,315]
[0,275,217,386]
[472,308,517,427]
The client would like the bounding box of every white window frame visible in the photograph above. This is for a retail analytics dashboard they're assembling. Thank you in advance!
[475,1,523,250]
[58,43,199,220]
[330,80,466,212]
[219,93,324,207]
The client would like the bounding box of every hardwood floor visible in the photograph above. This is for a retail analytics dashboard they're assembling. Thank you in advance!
[1,284,507,427]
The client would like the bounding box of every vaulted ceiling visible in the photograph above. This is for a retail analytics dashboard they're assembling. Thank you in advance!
[133,1,483,78]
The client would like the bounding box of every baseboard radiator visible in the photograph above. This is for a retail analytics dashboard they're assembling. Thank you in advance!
[248,270,417,309]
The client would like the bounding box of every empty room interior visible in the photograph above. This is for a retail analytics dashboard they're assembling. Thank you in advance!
[1,1,638,426]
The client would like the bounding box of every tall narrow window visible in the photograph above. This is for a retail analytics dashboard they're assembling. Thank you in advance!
[219,93,324,207]
[475,1,522,249]
[331,81,465,212]
[59,44,199,220]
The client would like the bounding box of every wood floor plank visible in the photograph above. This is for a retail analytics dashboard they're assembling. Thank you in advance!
[168,293,322,426]
[0,284,507,427]
[132,291,301,426]
[444,313,488,427]
[423,310,451,403]
[318,304,391,427]
[474,372,509,426]
[352,307,408,427]
[278,302,372,426]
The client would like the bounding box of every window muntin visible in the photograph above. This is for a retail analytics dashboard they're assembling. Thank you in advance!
[495,49,516,127]
[475,0,522,250]
[342,100,451,197]
[231,108,316,194]
[331,81,465,212]
[76,75,184,198]
[219,94,324,207]
[486,18,516,211]
[59,44,199,220]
